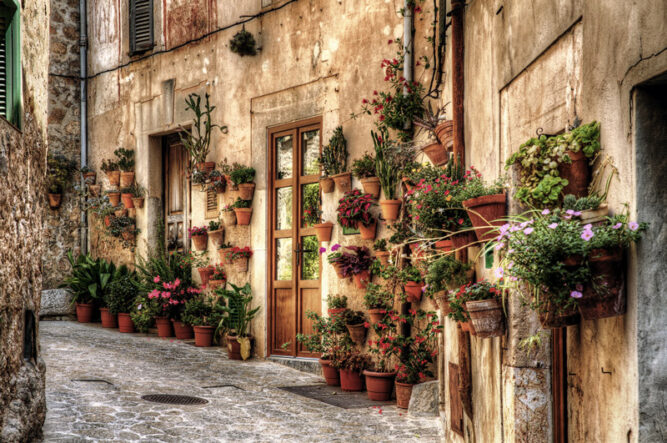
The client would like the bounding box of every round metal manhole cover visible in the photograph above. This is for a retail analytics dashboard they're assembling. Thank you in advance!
[141,394,208,405]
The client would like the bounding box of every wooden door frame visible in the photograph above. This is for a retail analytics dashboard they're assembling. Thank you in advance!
[162,133,190,253]
[266,116,322,357]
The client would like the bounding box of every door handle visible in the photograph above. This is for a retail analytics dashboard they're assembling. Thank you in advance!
[293,243,316,267]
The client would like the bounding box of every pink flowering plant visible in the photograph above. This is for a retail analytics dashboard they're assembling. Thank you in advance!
[188,225,208,237]
[147,275,203,320]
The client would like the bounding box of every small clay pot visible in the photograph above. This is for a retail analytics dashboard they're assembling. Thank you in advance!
[196,162,216,173]
[379,199,402,222]
[48,193,62,209]
[363,370,396,401]
[395,382,414,409]
[559,150,589,198]
[191,233,208,251]
[404,281,424,303]
[422,142,449,166]
[462,193,507,243]
[155,317,174,338]
[117,313,135,333]
[120,171,135,187]
[218,248,232,264]
[209,279,226,291]
[579,248,625,320]
[131,197,144,208]
[75,303,94,323]
[107,192,121,207]
[319,359,340,386]
[368,308,385,325]
[121,193,134,209]
[99,308,118,328]
[434,239,454,254]
[172,320,194,340]
[208,228,224,247]
[106,170,120,187]
[197,266,215,286]
[375,251,390,266]
[114,208,127,218]
[320,177,335,194]
[88,184,101,197]
[327,307,347,321]
[435,120,454,148]
[353,270,371,289]
[234,208,253,225]
[314,222,334,242]
[346,323,367,344]
[83,171,97,184]
[466,298,505,338]
[222,211,237,226]
[238,183,256,200]
[358,219,377,240]
[360,177,381,199]
[331,172,352,192]
[333,262,345,279]
[194,326,214,347]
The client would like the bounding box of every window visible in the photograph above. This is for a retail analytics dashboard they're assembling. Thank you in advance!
[0,0,20,127]
[130,0,154,55]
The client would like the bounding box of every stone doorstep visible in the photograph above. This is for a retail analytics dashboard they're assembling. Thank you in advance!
[268,356,322,376]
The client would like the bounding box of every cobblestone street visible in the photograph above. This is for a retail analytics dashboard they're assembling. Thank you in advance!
[39,322,442,442]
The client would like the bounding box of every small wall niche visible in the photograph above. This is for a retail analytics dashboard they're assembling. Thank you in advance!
[23,309,36,362]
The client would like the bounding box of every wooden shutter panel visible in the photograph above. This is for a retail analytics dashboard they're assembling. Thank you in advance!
[449,362,464,436]
[0,11,8,118]
[205,188,218,219]
[130,0,154,55]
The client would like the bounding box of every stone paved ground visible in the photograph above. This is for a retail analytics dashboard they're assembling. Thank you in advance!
[39,321,442,442]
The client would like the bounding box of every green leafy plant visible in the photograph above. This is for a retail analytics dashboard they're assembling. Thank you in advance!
[105,268,138,314]
[343,310,365,326]
[179,93,228,168]
[326,294,348,309]
[229,27,258,56]
[114,148,135,172]
[364,283,393,310]
[330,350,371,373]
[399,265,423,284]
[47,153,77,194]
[230,165,256,186]
[372,128,401,200]
[424,254,471,295]
[183,295,226,327]
[351,153,377,178]
[562,194,603,211]
[208,219,222,231]
[373,239,387,252]
[218,283,260,338]
[61,251,117,306]
[232,198,252,209]
[296,310,352,359]
[101,159,118,173]
[319,126,347,176]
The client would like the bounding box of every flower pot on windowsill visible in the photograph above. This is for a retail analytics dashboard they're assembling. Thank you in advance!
[194,326,214,347]
[75,303,94,323]
[422,142,449,166]
[462,193,507,243]
[48,193,62,209]
[379,199,402,222]
[234,208,253,225]
[320,177,335,194]
[120,171,135,187]
[235,257,250,272]
[222,211,236,226]
[106,170,120,186]
[107,192,121,207]
[363,370,396,401]
[238,183,256,200]
[361,177,381,199]
[155,317,174,338]
[219,248,232,264]
[346,322,367,344]
[314,222,334,242]
[118,313,135,333]
[99,308,118,328]
[465,299,505,338]
[353,270,371,290]
[404,281,424,303]
[340,369,364,392]
[208,228,224,247]
[331,172,352,192]
[319,359,340,386]
[375,251,390,266]
[358,219,377,240]
[368,308,385,325]
[132,197,144,208]
[197,265,215,286]
[579,248,625,320]
[83,171,96,184]
[172,320,194,340]
[558,150,589,198]
[121,193,134,209]
[395,382,415,409]
[191,233,208,251]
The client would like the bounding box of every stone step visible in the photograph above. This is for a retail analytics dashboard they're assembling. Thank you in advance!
[268,356,321,376]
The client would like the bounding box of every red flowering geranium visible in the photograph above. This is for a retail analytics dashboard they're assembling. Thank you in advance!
[210,264,227,281]
[188,225,208,237]
[225,246,253,261]
[337,189,375,228]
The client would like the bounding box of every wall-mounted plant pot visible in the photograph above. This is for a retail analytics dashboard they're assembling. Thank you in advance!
[558,150,589,197]
[155,316,174,338]
[379,199,402,222]
[358,219,377,240]
[422,142,449,166]
[346,323,367,344]
[75,302,94,323]
[353,270,371,289]
[395,382,414,409]
[234,208,253,225]
[434,239,454,254]
[131,197,144,208]
[209,279,226,291]
[107,192,121,207]
[99,308,118,328]
[172,320,194,340]
[235,257,249,272]
[433,291,451,314]
[375,251,390,266]
[331,172,352,192]
[314,221,334,242]
[238,183,256,200]
[224,174,238,190]
[320,177,335,194]
[191,233,208,251]
[579,248,625,320]
[88,184,101,197]
[222,211,236,226]
[462,193,507,243]
[219,247,232,264]
[465,299,505,338]
[196,162,216,173]
[404,281,424,303]
[327,307,347,321]
[361,176,381,199]
[340,368,364,392]
[363,370,396,401]
[194,326,214,347]
[120,171,135,187]
[368,308,385,325]
[319,359,340,386]
[117,313,135,333]
[83,171,96,184]
[121,193,134,209]
[580,204,609,226]
[435,120,454,147]
[539,301,580,329]
[106,170,120,187]
[208,228,224,247]
[332,262,345,279]
[197,265,215,286]
[48,193,62,209]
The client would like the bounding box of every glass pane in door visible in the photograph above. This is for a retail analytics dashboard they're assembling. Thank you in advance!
[275,187,293,230]
[301,129,320,176]
[301,183,320,227]
[301,235,320,280]
[276,238,293,280]
[276,135,293,179]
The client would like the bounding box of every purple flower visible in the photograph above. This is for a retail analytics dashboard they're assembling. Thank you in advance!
[548,223,558,229]
[581,230,594,241]
[629,222,639,231]
[319,247,326,255]
[494,242,505,251]
[499,223,510,234]
[566,209,575,215]
[583,224,592,231]
[510,225,521,232]
[523,227,534,235]
[494,267,504,278]
[331,244,341,252]
[612,222,622,229]
[541,209,550,215]
[137,304,142,310]
[573,211,582,216]
[564,215,572,220]
[570,290,583,299]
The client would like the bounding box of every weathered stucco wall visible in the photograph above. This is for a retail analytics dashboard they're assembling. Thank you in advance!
[0,0,50,440]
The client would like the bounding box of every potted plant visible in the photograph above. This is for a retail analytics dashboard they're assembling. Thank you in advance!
[207,170,226,194]
[352,153,380,199]
[106,270,138,333]
[189,225,208,251]
[197,265,215,286]
[115,148,135,187]
[101,158,120,187]
[364,309,401,401]
[364,283,393,325]
[232,198,253,225]
[221,204,236,226]
[218,241,233,264]
[413,103,451,164]
[322,244,345,278]
[81,165,96,184]
[147,277,202,338]
[459,172,506,243]
[183,295,225,347]
[231,165,256,200]
[179,93,227,174]
[61,252,116,323]
[372,129,403,222]
[460,281,505,338]
[331,351,371,392]
[326,294,348,320]
[400,266,425,303]
[314,219,334,242]
[319,126,350,192]
[562,194,607,225]
[107,216,140,246]
[373,239,390,265]
[47,153,77,209]
[337,246,374,289]
[120,186,135,209]
[106,189,121,207]
[208,264,227,290]
[227,246,253,272]
[337,189,376,240]
[229,26,258,56]
[130,183,146,208]
[207,219,224,247]
[219,283,260,360]
[424,253,471,311]
[343,310,367,344]
[219,159,238,190]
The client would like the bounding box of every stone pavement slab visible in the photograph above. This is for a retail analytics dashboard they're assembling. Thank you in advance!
[39,321,443,442]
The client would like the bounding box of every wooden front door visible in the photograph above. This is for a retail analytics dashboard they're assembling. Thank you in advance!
[164,134,189,252]
[268,117,322,357]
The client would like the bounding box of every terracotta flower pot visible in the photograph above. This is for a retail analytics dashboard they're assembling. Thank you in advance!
[319,359,340,386]
[226,335,242,359]
[332,262,345,279]
[422,142,449,166]
[131,197,144,208]
[353,270,371,289]
[466,299,505,338]
[395,382,414,409]
[221,210,236,226]
[340,369,364,392]
[194,326,214,347]
[121,193,134,209]
[363,370,396,401]
[331,172,352,192]
[209,279,226,290]
[379,199,402,222]
[83,171,96,184]
[435,120,454,148]
[104,215,112,227]
[223,174,237,190]
[346,323,367,344]
[106,170,120,186]
[219,248,232,264]
[462,193,507,243]
[155,317,174,338]
[196,162,216,173]
[404,281,424,303]
[314,222,334,242]
[48,193,62,209]
[235,257,249,272]
[120,171,135,187]
[375,251,390,266]
[434,239,453,253]
[99,308,118,328]
[238,183,256,200]
[327,307,347,321]
[75,302,94,323]
[320,177,335,194]
[117,313,135,333]
[368,308,385,325]
[172,320,194,340]
[107,192,121,207]
[360,177,381,199]
[579,248,625,320]
[208,229,224,247]
[191,233,208,251]
[89,184,101,197]
[539,301,581,329]
[559,150,589,198]
[234,208,253,225]
[197,266,215,286]
[358,219,377,240]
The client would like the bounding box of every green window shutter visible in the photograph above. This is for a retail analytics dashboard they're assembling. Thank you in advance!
[0,0,20,128]
[0,9,8,119]
[130,0,154,55]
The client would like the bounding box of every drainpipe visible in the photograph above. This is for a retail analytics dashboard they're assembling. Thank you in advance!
[403,0,413,97]
[451,0,464,165]
[79,0,88,254]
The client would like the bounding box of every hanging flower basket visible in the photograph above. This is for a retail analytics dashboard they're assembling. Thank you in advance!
[368,308,385,325]
[222,210,236,226]
[314,222,334,242]
[235,256,250,272]
[462,193,507,243]
[208,228,224,248]
[218,247,232,264]
[320,177,335,194]
[435,120,454,147]
[360,177,381,199]
[434,239,453,253]
[579,248,625,320]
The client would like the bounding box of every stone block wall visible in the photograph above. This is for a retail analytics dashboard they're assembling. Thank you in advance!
[0,0,50,440]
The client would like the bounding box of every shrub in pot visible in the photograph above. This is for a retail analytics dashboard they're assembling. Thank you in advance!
[331,351,371,392]
[61,251,117,323]
[400,266,425,303]
[343,310,367,344]
[459,173,507,243]
[207,219,224,247]
[208,264,227,290]
[226,246,253,272]
[461,281,505,338]
[326,294,348,320]
[373,239,390,265]
[129,182,146,209]
[115,148,136,187]
[319,126,349,192]
[364,283,393,325]
[232,198,253,225]
[147,276,203,338]
[189,225,208,251]
[352,153,380,198]
[424,253,471,308]
[183,295,225,347]
[47,153,77,209]
[101,158,120,187]
[231,165,256,200]
[106,270,139,333]
[337,189,376,240]
[218,283,260,360]
[372,129,404,222]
